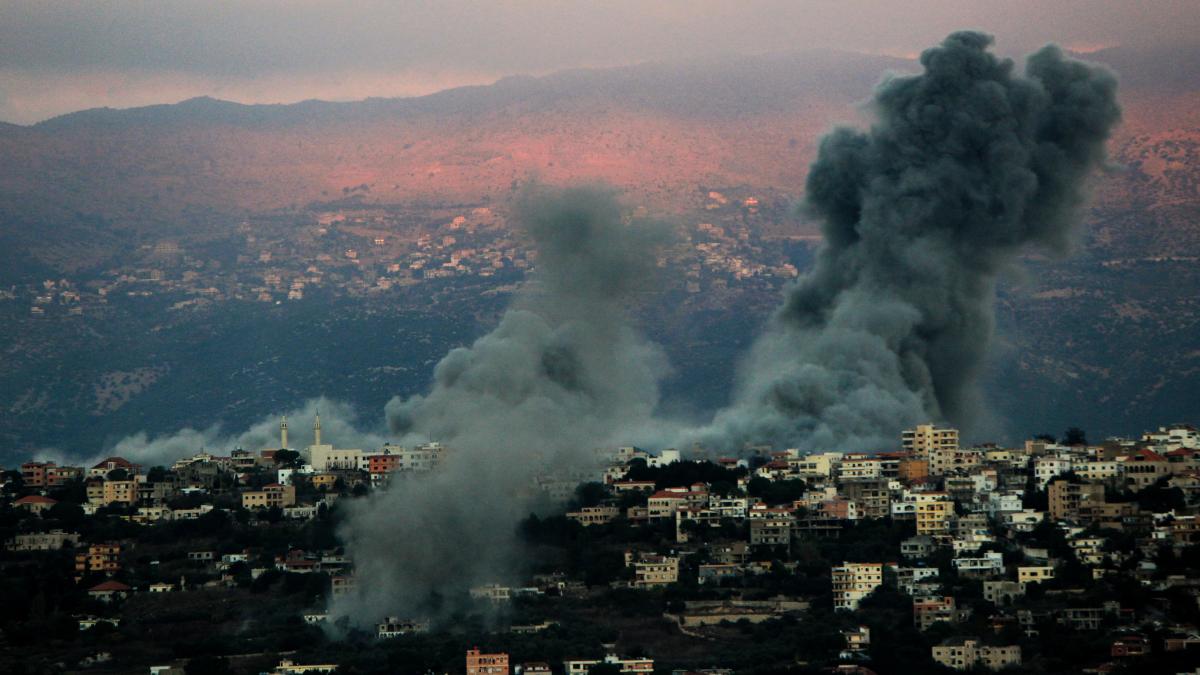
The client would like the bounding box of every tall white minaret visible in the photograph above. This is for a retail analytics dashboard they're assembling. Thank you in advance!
[280,416,288,450]
[313,411,322,447]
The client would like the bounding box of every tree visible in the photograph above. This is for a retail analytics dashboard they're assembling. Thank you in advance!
[45,501,85,528]
[274,449,301,466]
[570,482,609,510]
[748,477,807,505]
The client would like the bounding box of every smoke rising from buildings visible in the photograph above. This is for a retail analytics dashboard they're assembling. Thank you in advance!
[55,32,1122,627]
[332,185,672,624]
[691,31,1120,452]
[38,397,383,469]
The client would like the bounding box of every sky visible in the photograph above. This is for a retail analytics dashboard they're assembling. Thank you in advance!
[1,0,1197,124]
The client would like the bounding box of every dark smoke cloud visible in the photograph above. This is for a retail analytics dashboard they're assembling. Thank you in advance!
[334,185,672,624]
[692,31,1120,452]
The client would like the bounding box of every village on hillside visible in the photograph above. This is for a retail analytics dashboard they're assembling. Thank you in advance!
[3,421,1200,674]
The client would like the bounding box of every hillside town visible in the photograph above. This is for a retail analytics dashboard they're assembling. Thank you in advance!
[3,421,1200,674]
[3,192,797,321]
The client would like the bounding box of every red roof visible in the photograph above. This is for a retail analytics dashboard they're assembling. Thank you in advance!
[649,490,688,500]
[15,495,57,505]
[92,456,135,469]
[89,580,131,592]
[1126,448,1168,462]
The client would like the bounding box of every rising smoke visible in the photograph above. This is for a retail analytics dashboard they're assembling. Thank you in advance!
[37,397,384,470]
[332,185,672,624]
[66,32,1121,627]
[690,31,1121,453]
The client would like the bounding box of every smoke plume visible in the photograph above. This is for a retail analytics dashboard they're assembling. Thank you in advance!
[332,185,671,624]
[693,32,1120,452]
[37,397,383,470]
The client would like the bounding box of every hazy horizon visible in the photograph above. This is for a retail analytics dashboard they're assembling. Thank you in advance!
[2,0,1197,124]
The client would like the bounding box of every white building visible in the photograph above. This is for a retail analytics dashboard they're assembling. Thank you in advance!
[1143,425,1199,450]
[952,552,1004,577]
[564,655,653,675]
[832,562,883,611]
[1034,457,1072,488]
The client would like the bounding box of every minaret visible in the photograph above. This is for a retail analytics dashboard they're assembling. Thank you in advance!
[313,411,322,446]
[280,416,288,450]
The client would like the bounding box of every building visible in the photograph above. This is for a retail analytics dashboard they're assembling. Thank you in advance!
[470,583,512,603]
[1018,565,1055,585]
[466,648,510,675]
[901,535,936,559]
[832,562,883,611]
[564,655,654,675]
[983,580,1026,607]
[330,575,357,598]
[102,479,138,506]
[305,413,367,472]
[750,514,793,549]
[840,625,871,659]
[916,499,956,536]
[931,639,1020,671]
[902,424,959,456]
[7,529,79,551]
[1034,457,1073,488]
[242,483,297,509]
[20,461,81,488]
[1048,481,1104,521]
[648,487,701,520]
[13,494,57,514]
[87,580,132,603]
[309,446,365,473]
[271,659,339,674]
[1142,424,1199,450]
[1119,448,1171,490]
[913,596,968,631]
[376,617,429,638]
[952,552,1004,578]
[88,456,141,479]
[367,442,446,478]
[21,461,51,487]
[842,479,891,519]
[75,543,122,575]
[631,554,679,588]
[567,506,620,526]
[898,457,930,484]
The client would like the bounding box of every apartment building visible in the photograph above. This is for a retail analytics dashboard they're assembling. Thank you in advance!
[1018,565,1055,585]
[832,562,883,611]
[465,648,509,675]
[1048,481,1105,521]
[631,554,679,588]
[916,499,956,536]
[242,483,297,510]
[75,543,121,575]
[932,639,1021,671]
[902,425,959,456]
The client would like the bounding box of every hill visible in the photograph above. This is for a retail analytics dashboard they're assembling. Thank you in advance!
[0,45,1198,456]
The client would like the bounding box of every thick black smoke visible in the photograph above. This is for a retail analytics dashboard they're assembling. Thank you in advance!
[333,186,671,624]
[696,32,1120,451]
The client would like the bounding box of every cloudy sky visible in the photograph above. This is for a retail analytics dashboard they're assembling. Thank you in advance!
[1,0,1196,124]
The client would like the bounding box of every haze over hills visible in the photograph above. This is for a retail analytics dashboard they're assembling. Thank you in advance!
[0,45,1198,459]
